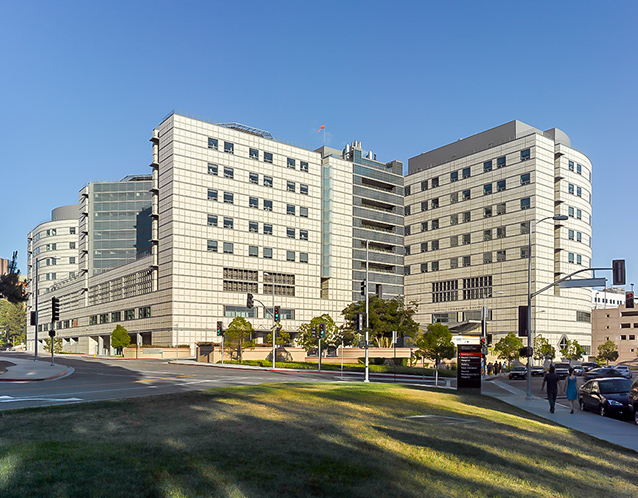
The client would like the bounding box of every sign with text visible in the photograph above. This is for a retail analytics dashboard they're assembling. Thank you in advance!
[457,344,482,390]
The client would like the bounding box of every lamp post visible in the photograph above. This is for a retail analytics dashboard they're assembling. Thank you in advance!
[364,240,370,383]
[526,214,568,399]
[264,272,275,368]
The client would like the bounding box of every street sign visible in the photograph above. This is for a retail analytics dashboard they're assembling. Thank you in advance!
[457,344,482,390]
[558,278,607,288]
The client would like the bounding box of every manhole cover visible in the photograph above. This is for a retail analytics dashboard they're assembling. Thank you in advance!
[404,415,476,425]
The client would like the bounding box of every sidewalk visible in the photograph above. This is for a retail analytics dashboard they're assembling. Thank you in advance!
[487,379,638,453]
[0,358,73,382]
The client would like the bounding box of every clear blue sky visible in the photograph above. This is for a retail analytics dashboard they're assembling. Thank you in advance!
[1,1,637,285]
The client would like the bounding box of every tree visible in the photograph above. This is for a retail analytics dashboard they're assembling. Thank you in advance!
[413,323,456,386]
[341,296,419,347]
[561,339,586,364]
[596,340,619,365]
[494,332,524,367]
[0,251,26,304]
[296,314,340,352]
[224,317,255,362]
[111,325,131,355]
[43,337,63,354]
[533,334,555,363]
[0,301,26,346]
[266,324,291,347]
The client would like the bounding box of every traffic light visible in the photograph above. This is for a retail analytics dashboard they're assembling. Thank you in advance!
[626,291,635,309]
[360,279,366,296]
[217,321,223,336]
[357,312,364,332]
[517,305,529,337]
[51,297,60,322]
[247,293,254,309]
[274,306,280,322]
[30,311,36,326]
[312,326,317,338]
[480,337,486,348]
[319,322,326,338]
[613,260,626,285]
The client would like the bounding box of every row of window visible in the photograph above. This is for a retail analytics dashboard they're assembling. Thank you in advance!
[620,334,637,339]
[208,215,310,239]
[408,247,532,274]
[567,205,591,224]
[568,160,592,182]
[208,137,310,172]
[567,182,592,204]
[33,227,77,242]
[207,189,309,217]
[88,306,151,325]
[568,230,590,246]
[208,164,310,195]
[567,252,590,266]
[405,149,531,196]
[207,240,309,262]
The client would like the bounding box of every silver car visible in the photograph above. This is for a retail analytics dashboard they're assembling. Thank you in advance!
[613,365,633,379]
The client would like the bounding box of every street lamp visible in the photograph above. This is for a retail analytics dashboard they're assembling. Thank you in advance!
[526,214,568,399]
[30,255,60,362]
[482,290,504,345]
[264,272,275,368]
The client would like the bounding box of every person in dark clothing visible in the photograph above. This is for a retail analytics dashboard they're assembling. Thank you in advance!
[541,365,562,413]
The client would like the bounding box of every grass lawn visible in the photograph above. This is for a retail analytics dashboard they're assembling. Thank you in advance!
[0,384,636,497]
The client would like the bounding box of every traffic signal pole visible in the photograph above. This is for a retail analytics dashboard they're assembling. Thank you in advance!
[365,240,370,383]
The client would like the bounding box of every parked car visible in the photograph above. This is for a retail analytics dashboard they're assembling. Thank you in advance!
[531,366,545,377]
[579,377,633,418]
[612,365,633,379]
[553,363,571,379]
[508,366,527,380]
[583,367,625,381]
[581,362,599,372]
[572,365,584,376]
[629,378,638,425]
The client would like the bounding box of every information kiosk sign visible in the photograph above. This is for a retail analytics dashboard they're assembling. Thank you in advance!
[457,344,482,390]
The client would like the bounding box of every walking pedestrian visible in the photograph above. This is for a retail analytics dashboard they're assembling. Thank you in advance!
[487,362,493,376]
[565,367,578,414]
[541,365,562,413]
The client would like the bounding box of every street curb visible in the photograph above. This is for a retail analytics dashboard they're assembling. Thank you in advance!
[0,366,71,382]
[78,355,177,361]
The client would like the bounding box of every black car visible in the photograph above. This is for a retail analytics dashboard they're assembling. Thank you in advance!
[581,362,599,372]
[531,366,545,377]
[629,378,638,425]
[583,367,625,382]
[579,377,633,418]
[508,366,527,380]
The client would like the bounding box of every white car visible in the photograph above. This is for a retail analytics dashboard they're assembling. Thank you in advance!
[613,365,633,379]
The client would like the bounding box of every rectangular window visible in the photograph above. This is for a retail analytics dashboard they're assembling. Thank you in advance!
[450,171,458,182]
[300,184,308,195]
[139,307,151,319]
[261,199,273,212]
[568,229,574,240]
[450,236,458,247]
[521,173,531,185]
[208,163,218,176]
[521,197,531,210]
[223,242,233,254]
[124,309,135,321]
[568,206,575,217]
[111,311,121,322]
[208,138,218,150]
[263,247,273,259]
[483,229,492,241]
[568,183,575,195]
[497,226,506,239]
[70,227,76,235]
[497,180,506,192]
[462,233,471,245]
[249,246,258,257]
[568,160,575,171]
[577,186,582,197]
[462,211,471,223]
[69,257,75,264]
[577,164,582,175]
[287,158,296,169]
[521,149,531,161]
[405,185,411,196]
[208,189,218,201]
[450,258,458,269]
[70,242,76,249]
[405,205,411,216]
[520,221,530,234]
[421,180,428,191]
[249,172,258,184]
[483,160,493,173]
[432,219,439,230]
[300,161,308,172]
[483,184,492,195]
[223,166,234,179]
[496,203,506,215]
[208,214,218,227]
[431,177,439,188]
[250,148,259,160]
[521,247,530,259]
[450,192,458,204]
[295,230,306,241]
[224,142,234,154]
[431,198,439,209]
[577,254,582,265]
[405,225,411,236]
[300,253,308,263]
[432,261,439,271]
[497,156,506,168]
[450,214,459,225]
[421,221,428,232]
[432,240,439,251]
[287,204,295,215]
[249,221,258,233]
[286,251,295,262]
[484,206,492,218]
[568,252,575,263]
[300,207,308,218]
[421,242,428,253]
[264,152,273,163]
[207,240,218,252]
[287,227,295,239]
[249,197,258,209]
[462,189,471,201]
[223,217,234,229]
[463,256,471,267]
[223,192,234,204]
[497,250,506,262]
[421,201,428,211]
[264,176,273,188]
[577,209,582,220]
[404,266,411,276]
[462,167,471,179]
[287,181,296,192]
[577,232,582,243]
[483,252,492,264]
[264,224,273,235]
[421,263,428,273]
